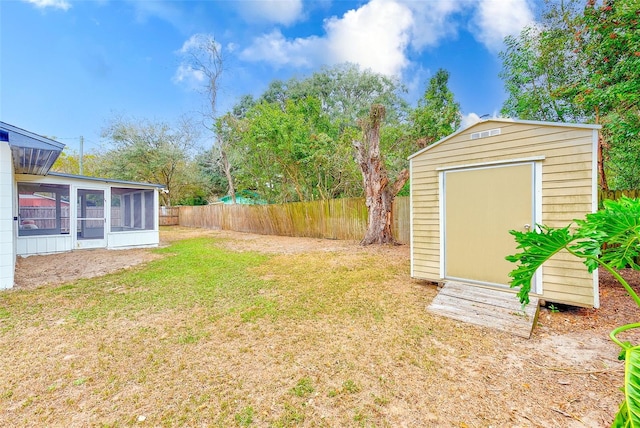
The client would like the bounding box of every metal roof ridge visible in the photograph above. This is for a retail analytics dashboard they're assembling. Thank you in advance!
[0,121,65,150]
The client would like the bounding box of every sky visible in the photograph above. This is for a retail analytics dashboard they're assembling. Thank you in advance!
[1,0,542,152]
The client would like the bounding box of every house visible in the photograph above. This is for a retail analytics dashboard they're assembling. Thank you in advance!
[408,118,600,308]
[0,122,164,289]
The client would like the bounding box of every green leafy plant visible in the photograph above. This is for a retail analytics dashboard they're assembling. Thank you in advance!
[506,196,640,427]
[547,304,560,313]
[290,377,315,398]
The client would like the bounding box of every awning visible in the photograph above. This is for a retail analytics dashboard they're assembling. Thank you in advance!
[0,122,65,175]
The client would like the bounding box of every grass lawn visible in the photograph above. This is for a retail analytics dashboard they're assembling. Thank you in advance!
[0,231,621,427]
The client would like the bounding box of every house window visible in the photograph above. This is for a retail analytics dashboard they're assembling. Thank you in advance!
[18,183,70,236]
[110,188,155,232]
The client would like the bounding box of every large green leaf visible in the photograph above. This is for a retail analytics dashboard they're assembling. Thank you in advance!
[581,197,640,270]
[611,344,640,427]
[506,225,576,305]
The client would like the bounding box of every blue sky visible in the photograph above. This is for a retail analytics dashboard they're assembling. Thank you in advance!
[1,0,542,152]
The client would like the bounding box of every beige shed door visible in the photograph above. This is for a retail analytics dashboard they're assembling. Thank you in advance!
[444,163,533,286]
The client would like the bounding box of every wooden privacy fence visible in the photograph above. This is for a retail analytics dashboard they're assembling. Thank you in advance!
[160,190,640,243]
[599,189,640,206]
[174,197,410,244]
[159,206,180,226]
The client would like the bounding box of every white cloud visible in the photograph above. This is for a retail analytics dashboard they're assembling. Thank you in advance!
[172,64,205,85]
[400,0,470,49]
[128,0,189,33]
[240,30,322,68]
[173,34,223,87]
[324,0,413,76]
[239,0,534,76]
[23,0,71,11]
[236,0,304,26]
[460,112,482,129]
[177,33,221,55]
[241,0,414,76]
[471,0,535,51]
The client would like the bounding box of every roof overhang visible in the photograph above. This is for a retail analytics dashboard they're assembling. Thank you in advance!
[0,121,65,175]
[48,172,165,189]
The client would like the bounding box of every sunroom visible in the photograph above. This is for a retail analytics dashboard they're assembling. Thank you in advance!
[16,172,163,255]
[1,121,163,289]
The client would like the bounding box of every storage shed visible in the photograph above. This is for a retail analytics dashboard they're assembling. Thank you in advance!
[1,121,163,290]
[409,119,600,308]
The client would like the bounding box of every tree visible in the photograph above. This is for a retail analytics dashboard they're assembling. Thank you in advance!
[233,96,342,203]
[100,117,202,206]
[223,64,408,203]
[499,0,640,190]
[178,34,237,202]
[52,148,103,177]
[290,63,409,129]
[192,147,229,201]
[499,0,588,123]
[353,104,409,245]
[575,0,640,189]
[410,69,462,148]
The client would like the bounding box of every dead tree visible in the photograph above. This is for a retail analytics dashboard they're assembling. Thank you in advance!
[353,104,409,245]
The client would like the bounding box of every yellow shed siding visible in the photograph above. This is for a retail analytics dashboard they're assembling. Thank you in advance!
[410,119,598,307]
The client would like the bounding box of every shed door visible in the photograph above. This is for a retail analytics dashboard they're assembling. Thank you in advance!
[444,163,534,286]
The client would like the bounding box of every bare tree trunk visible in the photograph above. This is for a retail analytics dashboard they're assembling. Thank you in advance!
[595,107,608,191]
[221,148,236,204]
[598,133,608,191]
[354,104,410,245]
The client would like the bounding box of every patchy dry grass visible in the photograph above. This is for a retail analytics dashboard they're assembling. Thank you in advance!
[0,230,625,427]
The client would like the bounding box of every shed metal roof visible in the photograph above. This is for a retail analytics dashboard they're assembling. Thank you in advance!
[408,118,601,161]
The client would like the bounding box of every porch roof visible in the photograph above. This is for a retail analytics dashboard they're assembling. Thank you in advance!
[0,121,65,175]
[48,172,165,189]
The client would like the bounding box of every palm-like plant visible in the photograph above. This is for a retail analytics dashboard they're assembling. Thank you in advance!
[507,196,640,427]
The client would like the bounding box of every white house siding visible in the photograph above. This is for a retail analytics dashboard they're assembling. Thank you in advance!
[16,235,73,256]
[410,120,599,308]
[107,230,159,249]
[0,142,15,289]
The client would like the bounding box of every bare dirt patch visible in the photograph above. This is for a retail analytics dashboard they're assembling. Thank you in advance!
[13,227,390,290]
[14,247,163,291]
[7,226,637,426]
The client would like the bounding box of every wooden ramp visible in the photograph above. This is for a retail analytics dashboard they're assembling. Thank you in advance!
[428,281,539,338]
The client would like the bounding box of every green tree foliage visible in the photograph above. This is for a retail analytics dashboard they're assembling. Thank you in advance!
[499,0,640,190]
[506,197,640,426]
[257,63,408,131]
[192,147,229,200]
[577,0,640,189]
[100,117,204,206]
[52,148,103,177]
[206,63,460,208]
[220,64,409,203]
[500,0,588,123]
[234,96,349,203]
[410,69,462,148]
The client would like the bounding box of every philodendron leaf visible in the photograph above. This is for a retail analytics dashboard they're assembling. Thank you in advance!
[611,345,640,428]
[506,225,576,306]
[581,196,640,270]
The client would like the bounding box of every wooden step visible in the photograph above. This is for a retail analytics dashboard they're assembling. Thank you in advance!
[427,281,539,338]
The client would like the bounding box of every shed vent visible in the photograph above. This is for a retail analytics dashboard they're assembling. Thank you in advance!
[471,128,501,140]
